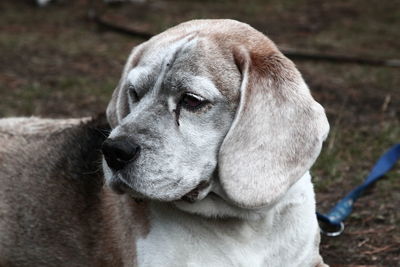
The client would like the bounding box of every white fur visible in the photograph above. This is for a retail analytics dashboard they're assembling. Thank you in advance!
[137,172,323,267]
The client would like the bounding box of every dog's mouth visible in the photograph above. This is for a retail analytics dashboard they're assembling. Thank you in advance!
[180,181,211,203]
[108,175,211,203]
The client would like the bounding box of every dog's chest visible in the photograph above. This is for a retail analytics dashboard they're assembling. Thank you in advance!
[136,216,269,267]
[134,176,320,267]
[134,207,316,267]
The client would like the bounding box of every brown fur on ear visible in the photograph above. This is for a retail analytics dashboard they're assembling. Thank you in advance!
[218,45,329,209]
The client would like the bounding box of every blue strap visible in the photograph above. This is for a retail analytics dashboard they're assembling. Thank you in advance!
[317,143,400,227]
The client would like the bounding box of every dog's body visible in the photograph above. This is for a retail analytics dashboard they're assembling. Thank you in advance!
[0,20,329,266]
[0,116,148,266]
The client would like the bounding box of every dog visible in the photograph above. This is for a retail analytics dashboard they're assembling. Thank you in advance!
[0,19,329,266]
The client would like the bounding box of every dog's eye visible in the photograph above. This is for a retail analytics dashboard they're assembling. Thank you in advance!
[179,93,208,111]
[128,85,139,101]
[173,93,209,126]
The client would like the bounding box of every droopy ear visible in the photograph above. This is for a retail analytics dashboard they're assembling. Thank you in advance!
[218,47,329,209]
[106,46,141,128]
[106,79,129,129]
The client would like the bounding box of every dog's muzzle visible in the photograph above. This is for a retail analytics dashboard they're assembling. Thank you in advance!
[102,137,212,203]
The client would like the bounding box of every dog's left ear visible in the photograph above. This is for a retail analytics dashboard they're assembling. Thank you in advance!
[106,80,129,128]
[218,46,329,209]
[106,46,142,128]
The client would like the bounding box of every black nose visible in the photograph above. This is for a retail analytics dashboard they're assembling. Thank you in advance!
[102,138,140,171]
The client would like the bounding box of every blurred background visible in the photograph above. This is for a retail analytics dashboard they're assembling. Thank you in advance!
[0,0,399,265]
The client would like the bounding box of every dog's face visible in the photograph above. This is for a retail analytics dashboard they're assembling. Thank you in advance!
[103,33,241,203]
[103,20,329,216]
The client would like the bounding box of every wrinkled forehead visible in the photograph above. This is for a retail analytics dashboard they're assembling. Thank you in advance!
[124,33,241,101]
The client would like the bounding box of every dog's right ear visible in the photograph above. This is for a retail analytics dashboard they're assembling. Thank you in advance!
[218,45,329,209]
[106,46,142,128]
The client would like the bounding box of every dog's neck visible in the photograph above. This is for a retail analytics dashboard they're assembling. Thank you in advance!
[130,172,323,267]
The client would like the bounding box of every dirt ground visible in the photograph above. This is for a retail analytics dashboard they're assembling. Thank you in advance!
[0,0,399,266]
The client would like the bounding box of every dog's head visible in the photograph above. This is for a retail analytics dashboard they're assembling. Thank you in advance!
[102,19,329,216]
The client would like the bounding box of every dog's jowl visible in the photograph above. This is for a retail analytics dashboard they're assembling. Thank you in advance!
[0,20,329,267]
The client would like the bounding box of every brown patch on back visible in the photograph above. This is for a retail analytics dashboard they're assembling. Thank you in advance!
[0,116,109,266]
[0,115,151,266]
